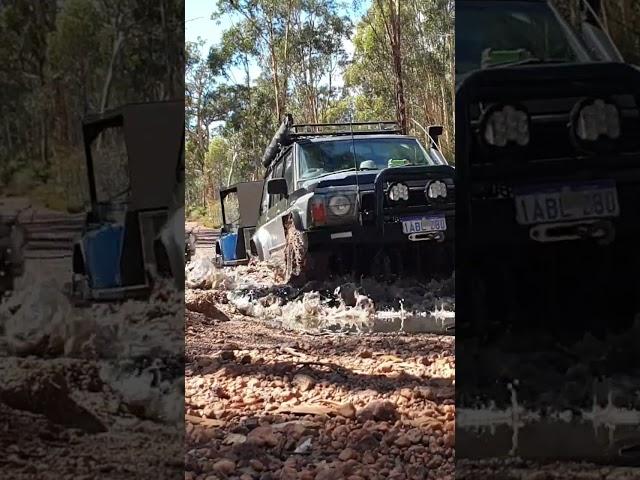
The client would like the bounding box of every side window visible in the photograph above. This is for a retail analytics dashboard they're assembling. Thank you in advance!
[283,152,295,194]
[269,159,285,208]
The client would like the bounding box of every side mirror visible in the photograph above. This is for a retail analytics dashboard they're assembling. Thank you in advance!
[267,178,288,196]
[428,125,444,147]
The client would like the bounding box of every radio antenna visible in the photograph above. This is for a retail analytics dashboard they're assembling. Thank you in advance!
[349,105,361,215]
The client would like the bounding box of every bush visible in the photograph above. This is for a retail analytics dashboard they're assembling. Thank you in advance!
[187,203,222,229]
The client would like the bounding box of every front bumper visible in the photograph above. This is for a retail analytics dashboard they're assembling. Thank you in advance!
[306,209,455,249]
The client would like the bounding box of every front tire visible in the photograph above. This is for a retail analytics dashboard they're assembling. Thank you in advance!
[283,219,329,286]
[283,219,308,286]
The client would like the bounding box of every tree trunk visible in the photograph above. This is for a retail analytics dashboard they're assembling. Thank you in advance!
[390,0,407,134]
[227,149,238,187]
[100,29,125,114]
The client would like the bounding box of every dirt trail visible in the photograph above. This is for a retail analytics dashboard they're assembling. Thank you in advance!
[185,255,455,480]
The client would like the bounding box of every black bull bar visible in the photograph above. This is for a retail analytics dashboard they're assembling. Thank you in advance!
[455,62,640,326]
[373,164,456,233]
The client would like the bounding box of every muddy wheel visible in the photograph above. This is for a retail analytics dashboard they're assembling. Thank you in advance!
[283,219,309,286]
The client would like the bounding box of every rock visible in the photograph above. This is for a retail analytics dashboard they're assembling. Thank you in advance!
[358,350,373,359]
[415,386,436,401]
[292,373,315,392]
[218,350,236,361]
[294,437,313,454]
[279,467,297,479]
[339,447,356,461]
[362,451,376,464]
[185,290,230,320]
[249,459,265,471]
[394,434,412,447]
[358,400,398,422]
[247,425,279,447]
[315,466,337,480]
[406,428,423,443]
[186,257,217,289]
[223,433,247,445]
[212,459,235,475]
[399,388,413,399]
[337,402,356,419]
[4,279,76,356]
[349,429,379,452]
[334,283,357,307]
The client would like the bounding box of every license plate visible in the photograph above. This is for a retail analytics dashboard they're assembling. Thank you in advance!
[514,181,619,225]
[401,215,447,234]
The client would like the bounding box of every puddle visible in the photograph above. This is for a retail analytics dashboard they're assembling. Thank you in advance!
[371,311,454,334]
[211,260,455,334]
[458,386,640,464]
[458,419,640,463]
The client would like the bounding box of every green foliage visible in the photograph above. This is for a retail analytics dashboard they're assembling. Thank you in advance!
[1,0,184,211]
[345,0,454,159]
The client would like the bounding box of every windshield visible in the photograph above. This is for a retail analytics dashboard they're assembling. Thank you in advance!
[456,1,582,76]
[298,137,439,180]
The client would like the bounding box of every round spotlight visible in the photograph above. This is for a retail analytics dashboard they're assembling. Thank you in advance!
[387,182,409,202]
[570,98,621,151]
[481,103,530,148]
[426,180,447,199]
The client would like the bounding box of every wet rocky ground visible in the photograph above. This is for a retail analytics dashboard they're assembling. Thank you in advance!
[185,255,455,480]
[0,200,184,479]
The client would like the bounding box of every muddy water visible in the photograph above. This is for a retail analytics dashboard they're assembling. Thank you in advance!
[458,419,640,463]
[193,255,456,334]
[458,388,640,464]
[371,311,454,334]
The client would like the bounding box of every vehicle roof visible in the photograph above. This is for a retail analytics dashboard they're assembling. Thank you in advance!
[295,134,420,144]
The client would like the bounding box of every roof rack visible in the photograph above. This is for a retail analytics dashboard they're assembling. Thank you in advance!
[261,115,403,168]
[290,120,401,137]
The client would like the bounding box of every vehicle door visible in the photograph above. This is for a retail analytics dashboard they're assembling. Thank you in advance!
[261,152,291,256]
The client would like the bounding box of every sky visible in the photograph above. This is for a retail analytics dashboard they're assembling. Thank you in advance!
[185,0,370,86]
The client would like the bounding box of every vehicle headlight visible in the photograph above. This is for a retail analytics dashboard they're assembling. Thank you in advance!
[426,180,447,199]
[327,194,352,216]
[388,182,409,202]
[572,98,620,142]
[481,104,530,147]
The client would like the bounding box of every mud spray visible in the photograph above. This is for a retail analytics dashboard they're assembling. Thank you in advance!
[186,257,455,334]
[0,273,184,425]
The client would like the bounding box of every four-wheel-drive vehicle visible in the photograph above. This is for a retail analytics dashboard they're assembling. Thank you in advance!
[214,181,263,267]
[456,0,640,334]
[0,216,26,296]
[251,115,455,284]
[71,101,184,302]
